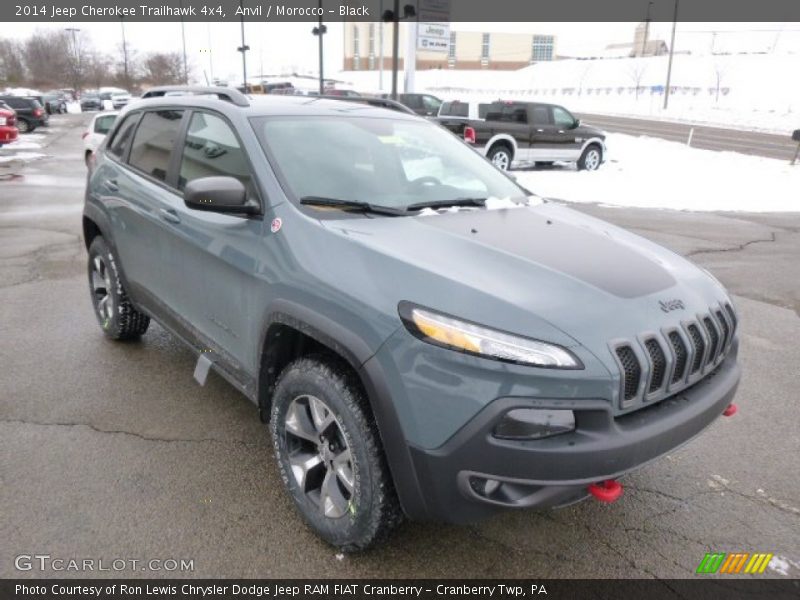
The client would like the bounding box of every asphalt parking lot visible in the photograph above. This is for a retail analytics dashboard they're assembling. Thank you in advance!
[1,113,798,579]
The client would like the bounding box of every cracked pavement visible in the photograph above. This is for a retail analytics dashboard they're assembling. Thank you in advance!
[1,114,798,579]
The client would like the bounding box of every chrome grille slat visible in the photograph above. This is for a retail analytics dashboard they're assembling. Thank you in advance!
[668,331,688,384]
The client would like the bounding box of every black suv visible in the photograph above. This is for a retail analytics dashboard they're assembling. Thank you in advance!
[0,96,48,133]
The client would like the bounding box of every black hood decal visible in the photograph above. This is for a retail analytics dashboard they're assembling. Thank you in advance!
[419,208,675,299]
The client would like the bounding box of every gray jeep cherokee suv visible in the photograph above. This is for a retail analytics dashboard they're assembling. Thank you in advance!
[83,87,741,551]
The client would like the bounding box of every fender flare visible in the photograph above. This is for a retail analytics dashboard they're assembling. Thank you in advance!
[256,300,428,519]
[579,136,605,155]
[483,133,517,159]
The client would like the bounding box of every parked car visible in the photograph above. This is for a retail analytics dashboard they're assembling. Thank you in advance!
[80,94,103,112]
[0,96,48,133]
[82,111,118,166]
[111,92,132,109]
[437,99,492,123]
[382,93,442,117]
[84,87,741,551]
[444,100,606,171]
[43,92,68,114]
[0,104,19,147]
[324,88,361,98]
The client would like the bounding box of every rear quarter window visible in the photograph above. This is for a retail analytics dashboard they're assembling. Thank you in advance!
[128,110,185,182]
[106,113,140,160]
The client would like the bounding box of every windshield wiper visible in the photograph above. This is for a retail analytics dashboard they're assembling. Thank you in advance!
[299,196,406,216]
[405,198,488,212]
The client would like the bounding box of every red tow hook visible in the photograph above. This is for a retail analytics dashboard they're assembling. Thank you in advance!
[723,403,738,417]
[588,479,623,503]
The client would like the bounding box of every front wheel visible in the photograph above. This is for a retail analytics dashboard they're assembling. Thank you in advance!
[487,145,512,171]
[87,237,150,340]
[270,356,403,551]
[578,144,603,171]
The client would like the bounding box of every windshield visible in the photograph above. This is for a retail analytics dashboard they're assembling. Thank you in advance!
[251,116,525,211]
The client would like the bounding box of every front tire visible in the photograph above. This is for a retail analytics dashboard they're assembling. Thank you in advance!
[270,356,403,551]
[578,144,602,171]
[487,145,512,171]
[87,237,150,340]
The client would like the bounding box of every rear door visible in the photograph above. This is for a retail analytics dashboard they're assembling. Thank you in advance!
[485,102,532,160]
[106,108,187,311]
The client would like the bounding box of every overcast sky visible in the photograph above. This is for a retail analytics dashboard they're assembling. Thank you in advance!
[5,21,799,85]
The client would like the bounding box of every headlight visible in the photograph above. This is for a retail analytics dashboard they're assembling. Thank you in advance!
[399,302,582,369]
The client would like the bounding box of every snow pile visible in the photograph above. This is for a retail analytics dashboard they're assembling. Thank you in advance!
[338,52,800,133]
[513,133,800,213]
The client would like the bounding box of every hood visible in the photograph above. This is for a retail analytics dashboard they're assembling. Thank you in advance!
[321,202,731,367]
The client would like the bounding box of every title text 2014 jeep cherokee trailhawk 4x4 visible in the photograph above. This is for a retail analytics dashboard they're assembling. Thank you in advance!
[83,86,740,551]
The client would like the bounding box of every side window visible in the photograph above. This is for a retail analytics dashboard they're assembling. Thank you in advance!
[94,114,117,135]
[552,106,575,128]
[128,110,184,182]
[178,112,255,198]
[532,106,551,125]
[477,103,490,119]
[422,95,441,113]
[107,113,140,159]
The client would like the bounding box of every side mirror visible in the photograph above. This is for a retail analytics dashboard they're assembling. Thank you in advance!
[573,118,581,128]
[184,176,257,214]
[792,129,800,142]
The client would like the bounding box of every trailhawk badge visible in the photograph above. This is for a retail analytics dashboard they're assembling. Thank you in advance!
[659,299,685,313]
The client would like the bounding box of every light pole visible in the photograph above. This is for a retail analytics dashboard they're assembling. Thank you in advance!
[119,18,130,90]
[312,0,327,95]
[382,1,416,100]
[65,27,81,92]
[663,0,679,110]
[179,0,189,83]
[641,0,654,57]
[237,0,250,91]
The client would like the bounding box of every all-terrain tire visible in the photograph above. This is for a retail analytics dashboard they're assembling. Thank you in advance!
[87,237,150,340]
[270,355,403,551]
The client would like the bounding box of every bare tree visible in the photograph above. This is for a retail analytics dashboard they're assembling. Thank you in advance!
[114,42,138,89]
[0,38,27,86]
[24,30,72,88]
[628,61,648,101]
[84,51,113,90]
[142,52,185,85]
[577,64,592,97]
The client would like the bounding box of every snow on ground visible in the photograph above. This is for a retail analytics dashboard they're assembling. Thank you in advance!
[338,52,800,133]
[513,133,800,213]
[0,152,47,163]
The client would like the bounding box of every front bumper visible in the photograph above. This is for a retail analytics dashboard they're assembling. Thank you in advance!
[405,351,740,523]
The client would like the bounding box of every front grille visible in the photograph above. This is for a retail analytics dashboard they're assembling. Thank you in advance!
[687,324,705,374]
[612,302,737,412]
[615,346,641,401]
[644,339,666,393]
[668,331,687,384]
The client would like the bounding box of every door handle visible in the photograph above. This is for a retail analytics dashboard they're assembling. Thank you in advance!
[558,130,565,134]
[536,128,544,133]
[103,179,118,192]
[159,208,181,225]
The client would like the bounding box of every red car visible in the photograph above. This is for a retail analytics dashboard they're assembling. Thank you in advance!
[0,104,19,147]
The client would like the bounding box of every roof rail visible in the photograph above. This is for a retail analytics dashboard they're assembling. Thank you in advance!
[319,95,416,115]
[141,86,250,107]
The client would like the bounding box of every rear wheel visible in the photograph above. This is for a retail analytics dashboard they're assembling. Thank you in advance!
[87,237,150,340]
[578,144,602,171]
[487,145,512,171]
[270,356,403,551]
[17,119,31,134]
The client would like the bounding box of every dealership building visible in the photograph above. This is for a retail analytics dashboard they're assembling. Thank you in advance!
[343,23,556,71]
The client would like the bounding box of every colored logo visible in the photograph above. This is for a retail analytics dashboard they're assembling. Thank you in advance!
[270,218,282,233]
[696,552,774,574]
